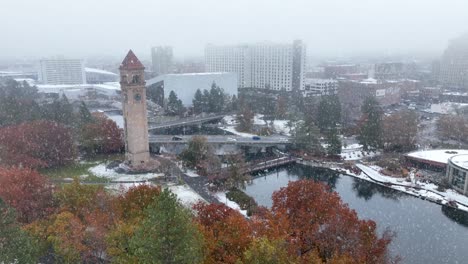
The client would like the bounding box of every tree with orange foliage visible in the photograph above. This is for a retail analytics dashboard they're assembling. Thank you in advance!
[34,179,116,263]
[0,167,55,224]
[194,202,252,264]
[46,211,88,263]
[114,184,161,221]
[80,113,123,155]
[270,180,396,263]
[0,120,75,168]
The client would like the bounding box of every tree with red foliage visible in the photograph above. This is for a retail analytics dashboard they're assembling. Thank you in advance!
[0,120,75,168]
[193,202,252,264]
[80,113,123,155]
[0,167,55,224]
[270,180,397,263]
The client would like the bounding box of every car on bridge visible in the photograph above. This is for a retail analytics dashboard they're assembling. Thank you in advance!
[252,136,261,140]
[171,136,183,141]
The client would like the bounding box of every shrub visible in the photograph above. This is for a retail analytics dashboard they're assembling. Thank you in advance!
[226,188,258,216]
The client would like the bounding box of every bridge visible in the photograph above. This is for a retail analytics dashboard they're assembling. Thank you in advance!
[148,135,291,145]
[148,114,226,130]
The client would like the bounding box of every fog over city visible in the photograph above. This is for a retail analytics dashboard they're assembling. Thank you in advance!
[2,0,468,59]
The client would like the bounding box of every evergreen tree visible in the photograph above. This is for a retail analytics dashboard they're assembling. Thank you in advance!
[40,94,74,125]
[202,89,211,113]
[192,89,204,114]
[326,128,342,155]
[230,95,238,112]
[0,198,40,263]
[292,120,323,155]
[208,82,225,113]
[166,90,184,116]
[358,97,383,150]
[78,101,92,124]
[0,80,41,126]
[147,85,165,107]
[130,189,204,264]
[317,95,341,132]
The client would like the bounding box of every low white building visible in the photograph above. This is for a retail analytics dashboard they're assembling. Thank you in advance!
[36,83,120,101]
[85,67,118,84]
[146,72,237,106]
[303,78,338,97]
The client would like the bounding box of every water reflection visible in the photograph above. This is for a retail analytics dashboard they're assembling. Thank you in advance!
[441,205,468,227]
[287,165,339,190]
[244,165,468,264]
[352,177,404,201]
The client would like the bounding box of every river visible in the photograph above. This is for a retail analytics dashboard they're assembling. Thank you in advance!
[244,165,468,264]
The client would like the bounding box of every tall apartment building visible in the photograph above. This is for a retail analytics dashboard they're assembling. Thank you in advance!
[205,40,306,91]
[38,58,86,85]
[439,34,468,89]
[151,46,173,76]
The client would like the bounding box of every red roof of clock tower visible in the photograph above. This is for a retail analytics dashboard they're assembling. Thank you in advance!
[120,50,145,70]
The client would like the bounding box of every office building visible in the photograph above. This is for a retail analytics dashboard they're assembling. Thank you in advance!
[205,40,306,91]
[151,46,173,76]
[303,79,338,97]
[38,58,86,85]
[439,34,468,89]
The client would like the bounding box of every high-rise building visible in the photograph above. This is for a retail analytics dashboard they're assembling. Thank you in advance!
[439,34,468,89]
[151,46,173,76]
[38,58,86,85]
[205,40,306,91]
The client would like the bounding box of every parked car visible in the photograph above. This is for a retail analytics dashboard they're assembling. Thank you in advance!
[252,136,261,140]
[171,136,183,141]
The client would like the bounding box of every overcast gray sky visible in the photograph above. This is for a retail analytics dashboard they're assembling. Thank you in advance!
[1,0,468,60]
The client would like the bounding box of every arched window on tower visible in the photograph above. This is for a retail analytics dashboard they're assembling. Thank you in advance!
[132,75,140,84]
[121,75,127,83]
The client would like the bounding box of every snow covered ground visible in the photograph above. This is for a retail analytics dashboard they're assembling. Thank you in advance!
[215,192,248,216]
[346,164,468,212]
[340,144,380,160]
[185,169,200,178]
[221,126,258,138]
[223,114,292,137]
[89,164,163,182]
[168,184,206,207]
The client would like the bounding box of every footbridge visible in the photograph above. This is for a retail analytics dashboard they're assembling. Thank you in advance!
[148,114,226,130]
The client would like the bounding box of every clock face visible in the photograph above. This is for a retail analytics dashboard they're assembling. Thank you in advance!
[134,93,142,102]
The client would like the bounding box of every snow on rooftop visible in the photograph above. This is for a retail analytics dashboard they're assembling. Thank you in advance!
[304,78,337,84]
[426,102,468,115]
[165,72,231,76]
[85,67,118,76]
[406,149,468,165]
[360,78,378,84]
[449,154,468,170]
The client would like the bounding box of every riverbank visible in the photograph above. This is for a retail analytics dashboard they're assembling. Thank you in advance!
[326,163,468,212]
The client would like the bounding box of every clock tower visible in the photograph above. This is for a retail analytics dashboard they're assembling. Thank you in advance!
[119,50,150,168]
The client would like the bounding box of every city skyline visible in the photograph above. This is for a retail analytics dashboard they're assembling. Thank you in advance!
[1,0,468,60]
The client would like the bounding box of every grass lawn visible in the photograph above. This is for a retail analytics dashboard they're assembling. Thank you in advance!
[40,153,124,183]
